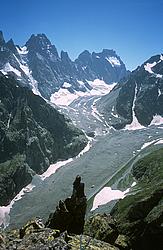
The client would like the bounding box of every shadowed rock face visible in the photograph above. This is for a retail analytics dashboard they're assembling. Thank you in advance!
[0,74,87,206]
[46,175,87,234]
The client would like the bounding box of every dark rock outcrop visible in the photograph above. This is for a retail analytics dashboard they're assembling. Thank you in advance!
[97,54,163,128]
[46,175,87,235]
[0,74,87,205]
[0,220,119,250]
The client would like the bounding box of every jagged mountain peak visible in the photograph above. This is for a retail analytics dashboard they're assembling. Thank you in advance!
[77,50,92,61]
[0,31,5,46]
[0,31,128,100]
[102,48,116,55]
[27,33,50,44]
[144,54,162,65]
[60,50,71,61]
[77,48,123,67]
[6,39,18,54]
[25,33,59,58]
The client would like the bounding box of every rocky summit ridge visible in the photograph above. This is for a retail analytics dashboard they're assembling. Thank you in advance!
[0,31,127,100]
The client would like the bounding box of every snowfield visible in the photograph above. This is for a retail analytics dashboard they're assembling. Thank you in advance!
[50,79,116,106]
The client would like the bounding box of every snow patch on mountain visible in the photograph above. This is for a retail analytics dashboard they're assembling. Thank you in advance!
[105,56,121,67]
[20,64,41,96]
[158,88,162,96]
[144,62,157,74]
[63,82,71,88]
[150,115,163,125]
[87,79,116,95]
[15,49,41,96]
[91,186,130,211]
[0,183,35,228]
[77,80,85,86]
[0,62,21,77]
[50,79,116,106]
[144,55,163,78]
[16,46,28,55]
[39,158,73,180]
[50,88,80,106]
[125,83,145,130]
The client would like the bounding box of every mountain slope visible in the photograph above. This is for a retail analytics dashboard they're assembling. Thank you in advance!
[110,146,163,249]
[97,54,163,129]
[0,73,87,206]
[0,31,128,100]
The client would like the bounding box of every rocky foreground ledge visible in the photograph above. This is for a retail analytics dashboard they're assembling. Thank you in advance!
[1,168,163,250]
[0,176,118,250]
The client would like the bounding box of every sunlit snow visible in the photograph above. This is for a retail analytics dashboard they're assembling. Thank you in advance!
[144,62,157,74]
[16,46,28,55]
[39,158,73,180]
[91,186,130,211]
[141,139,158,150]
[144,57,163,78]
[91,180,137,211]
[63,82,71,88]
[125,83,145,130]
[50,79,116,106]
[0,184,35,228]
[105,56,121,67]
[14,51,41,96]
[155,139,163,145]
[150,115,163,125]
[0,62,21,77]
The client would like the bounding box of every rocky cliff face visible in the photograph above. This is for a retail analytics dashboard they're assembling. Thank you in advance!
[0,31,128,100]
[0,73,87,206]
[97,54,163,129]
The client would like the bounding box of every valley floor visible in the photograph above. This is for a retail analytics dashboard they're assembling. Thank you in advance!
[6,94,163,229]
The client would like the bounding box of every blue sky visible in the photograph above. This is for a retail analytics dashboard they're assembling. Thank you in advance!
[1,0,163,70]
